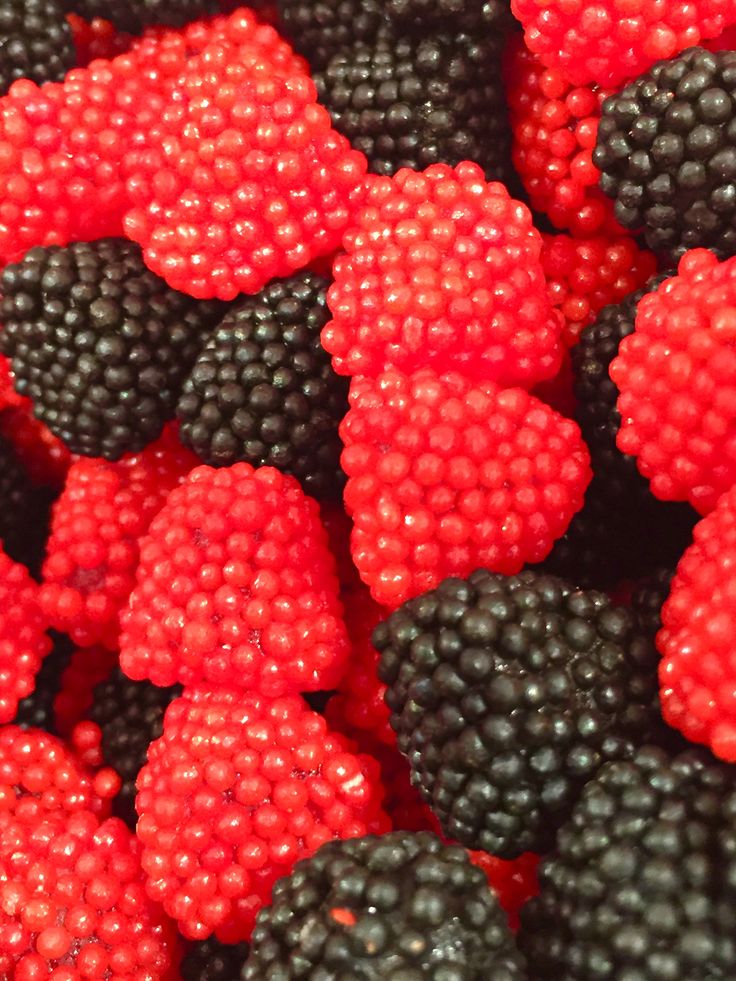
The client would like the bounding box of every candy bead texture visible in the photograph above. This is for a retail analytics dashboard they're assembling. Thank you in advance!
[40,427,197,650]
[120,462,349,694]
[511,0,735,88]
[123,27,367,300]
[610,249,736,515]
[135,689,388,942]
[322,161,564,388]
[340,369,591,609]
[658,484,736,761]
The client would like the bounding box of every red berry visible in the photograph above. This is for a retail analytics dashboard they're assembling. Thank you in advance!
[67,13,134,66]
[340,368,591,608]
[510,0,734,87]
[0,806,179,978]
[0,725,110,818]
[123,21,365,300]
[506,39,617,237]
[322,161,563,387]
[658,484,736,761]
[40,427,196,649]
[120,462,349,694]
[541,232,656,348]
[611,249,736,515]
[0,551,51,723]
[136,688,388,941]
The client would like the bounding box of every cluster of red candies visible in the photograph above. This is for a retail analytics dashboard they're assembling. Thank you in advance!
[0,0,735,976]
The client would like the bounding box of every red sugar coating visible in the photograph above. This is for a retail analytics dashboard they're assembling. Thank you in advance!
[658,484,736,762]
[510,0,734,88]
[123,27,364,300]
[468,850,540,931]
[531,349,576,420]
[325,585,394,747]
[0,807,179,978]
[0,403,72,487]
[0,725,110,818]
[340,368,591,608]
[611,249,736,515]
[40,427,196,650]
[136,689,388,941]
[541,232,657,349]
[322,161,563,388]
[505,39,617,238]
[0,552,51,723]
[67,13,134,67]
[54,645,119,738]
[120,462,349,695]
[0,9,293,265]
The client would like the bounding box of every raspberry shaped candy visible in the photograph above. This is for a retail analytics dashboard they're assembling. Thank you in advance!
[511,0,734,88]
[0,549,51,723]
[519,746,736,979]
[505,39,618,237]
[136,689,388,941]
[123,32,367,300]
[658,485,736,761]
[0,0,75,95]
[595,47,736,261]
[243,831,526,978]
[177,271,348,500]
[610,249,736,514]
[0,238,224,460]
[341,369,591,608]
[85,666,183,828]
[322,162,564,386]
[541,233,656,348]
[66,13,134,66]
[0,807,179,977]
[375,569,664,857]
[315,31,513,182]
[120,462,349,694]
[40,427,197,649]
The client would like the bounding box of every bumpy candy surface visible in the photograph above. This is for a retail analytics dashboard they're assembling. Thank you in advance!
[611,249,736,514]
[341,368,590,608]
[135,689,388,941]
[658,484,736,761]
[322,161,563,386]
[120,462,349,693]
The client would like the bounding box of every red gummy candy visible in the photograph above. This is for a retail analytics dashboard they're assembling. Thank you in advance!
[505,39,617,237]
[67,13,134,66]
[658,484,736,761]
[340,368,591,608]
[322,161,563,388]
[511,0,734,88]
[611,249,736,515]
[120,462,349,694]
[541,232,656,348]
[40,427,196,649]
[123,23,364,299]
[0,806,179,978]
[0,551,51,723]
[136,689,388,941]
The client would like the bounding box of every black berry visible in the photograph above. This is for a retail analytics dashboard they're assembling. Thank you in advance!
[0,0,74,95]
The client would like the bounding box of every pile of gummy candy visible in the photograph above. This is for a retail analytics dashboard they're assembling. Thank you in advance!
[1,0,736,976]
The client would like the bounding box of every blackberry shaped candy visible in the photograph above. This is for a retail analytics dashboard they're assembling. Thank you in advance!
[595,47,736,261]
[383,0,513,40]
[276,0,385,71]
[375,569,664,858]
[0,430,38,566]
[0,0,74,95]
[519,745,736,979]
[0,239,223,461]
[242,831,526,979]
[631,567,674,640]
[315,32,513,181]
[177,272,348,500]
[88,667,182,828]
[61,0,218,34]
[182,939,250,981]
[12,630,73,733]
